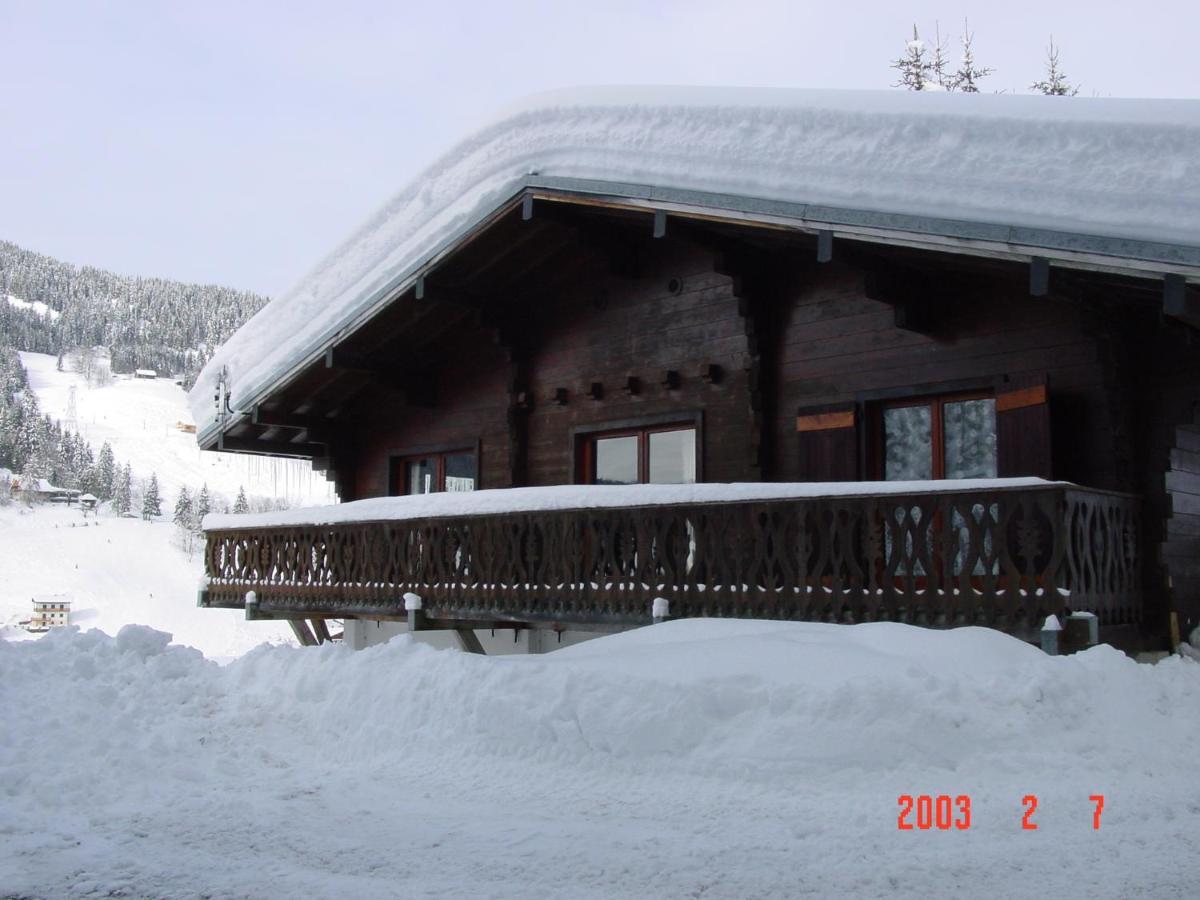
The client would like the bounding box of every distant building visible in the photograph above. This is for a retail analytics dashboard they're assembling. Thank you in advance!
[134,369,157,379]
[79,493,98,510]
[28,596,71,632]
[15,477,77,504]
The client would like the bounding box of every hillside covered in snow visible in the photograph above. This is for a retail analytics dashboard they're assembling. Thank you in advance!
[0,504,291,659]
[1,619,1197,897]
[19,350,334,508]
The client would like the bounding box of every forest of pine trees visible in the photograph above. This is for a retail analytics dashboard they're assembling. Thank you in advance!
[0,343,129,501]
[0,239,269,389]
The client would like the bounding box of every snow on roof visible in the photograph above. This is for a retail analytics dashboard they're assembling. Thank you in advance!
[203,477,1066,530]
[189,87,1200,438]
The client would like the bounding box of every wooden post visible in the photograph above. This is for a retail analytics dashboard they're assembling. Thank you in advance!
[311,618,331,644]
[454,628,486,654]
[1040,614,1062,655]
[652,597,670,625]
[405,592,425,632]
[288,619,318,647]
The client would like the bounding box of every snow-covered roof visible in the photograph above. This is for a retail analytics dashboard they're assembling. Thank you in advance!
[190,86,1200,441]
[203,477,1068,530]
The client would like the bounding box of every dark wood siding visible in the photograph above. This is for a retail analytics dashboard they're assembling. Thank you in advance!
[523,243,756,486]
[772,262,1121,489]
[350,327,512,499]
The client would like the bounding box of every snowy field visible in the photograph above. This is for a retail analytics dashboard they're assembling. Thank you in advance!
[1,619,1197,898]
[0,504,291,660]
[20,351,334,508]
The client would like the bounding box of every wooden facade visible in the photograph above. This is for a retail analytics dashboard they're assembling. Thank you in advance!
[201,192,1200,650]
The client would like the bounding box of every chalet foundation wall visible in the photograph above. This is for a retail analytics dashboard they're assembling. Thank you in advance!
[342,619,600,655]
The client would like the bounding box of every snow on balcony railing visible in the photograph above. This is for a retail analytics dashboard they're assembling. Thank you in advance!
[204,477,1067,531]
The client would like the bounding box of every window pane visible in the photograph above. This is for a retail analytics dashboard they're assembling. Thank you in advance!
[444,452,477,492]
[648,429,696,484]
[884,405,932,481]
[944,399,997,479]
[407,459,435,495]
[594,436,639,485]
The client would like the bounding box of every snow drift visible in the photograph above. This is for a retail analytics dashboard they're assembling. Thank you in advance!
[3,619,1198,897]
[189,87,1200,436]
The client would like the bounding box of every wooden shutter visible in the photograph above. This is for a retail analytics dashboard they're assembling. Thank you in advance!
[796,404,859,481]
[996,376,1052,478]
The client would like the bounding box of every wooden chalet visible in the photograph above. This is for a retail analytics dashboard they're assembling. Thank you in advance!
[195,89,1200,653]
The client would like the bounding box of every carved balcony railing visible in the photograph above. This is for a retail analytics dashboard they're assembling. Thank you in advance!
[200,482,1141,637]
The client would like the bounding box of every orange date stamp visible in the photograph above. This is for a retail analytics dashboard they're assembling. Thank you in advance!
[897,794,1105,830]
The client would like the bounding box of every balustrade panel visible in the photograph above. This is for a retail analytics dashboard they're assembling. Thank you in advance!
[202,484,1141,633]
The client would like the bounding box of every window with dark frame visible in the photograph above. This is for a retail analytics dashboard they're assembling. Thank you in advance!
[879,393,997,481]
[391,449,478,495]
[581,424,698,485]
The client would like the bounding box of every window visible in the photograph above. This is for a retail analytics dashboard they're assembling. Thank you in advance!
[880,394,996,481]
[391,449,478,495]
[582,425,697,485]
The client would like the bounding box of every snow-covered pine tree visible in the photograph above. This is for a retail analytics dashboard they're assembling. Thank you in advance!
[1031,37,1079,96]
[952,19,993,92]
[173,485,193,529]
[928,22,952,90]
[233,486,249,514]
[142,473,162,520]
[892,25,932,91]
[195,483,211,531]
[115,464,132,516]
[96,442,116,499]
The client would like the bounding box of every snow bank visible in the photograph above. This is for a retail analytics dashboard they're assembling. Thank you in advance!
[189,87,1200,436]
[2,619,1198,897]
[204,476,1063,529]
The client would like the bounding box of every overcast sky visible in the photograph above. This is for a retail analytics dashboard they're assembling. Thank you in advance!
[1,1,1196,297]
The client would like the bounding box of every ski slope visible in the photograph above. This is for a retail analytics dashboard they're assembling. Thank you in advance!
[20,351,334,508]
[0,504,292,659]
[1,619,1196,898]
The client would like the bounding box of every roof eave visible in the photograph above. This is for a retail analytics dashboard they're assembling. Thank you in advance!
[200,176,1200,454]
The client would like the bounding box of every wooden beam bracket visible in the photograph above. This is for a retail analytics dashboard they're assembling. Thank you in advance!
[817,230,834,263]
[1030,256,1050,297]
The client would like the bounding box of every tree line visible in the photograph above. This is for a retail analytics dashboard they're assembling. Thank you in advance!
[892,22,1080,96]
[0,344,135,511]
[0,345,259,524]
[0,239,269,389]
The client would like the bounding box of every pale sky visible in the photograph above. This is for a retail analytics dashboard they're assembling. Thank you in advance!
[1,0,1196,296]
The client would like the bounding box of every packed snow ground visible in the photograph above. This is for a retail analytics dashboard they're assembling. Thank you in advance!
[0,504,291,660]
[21,351,334,508]
[2,619,1196,898]
[191,87,1200,434]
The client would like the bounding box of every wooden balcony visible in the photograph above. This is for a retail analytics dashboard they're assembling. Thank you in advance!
[200,481,1141,640]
